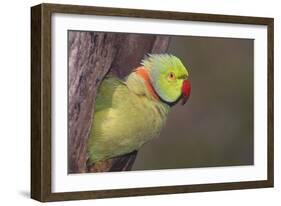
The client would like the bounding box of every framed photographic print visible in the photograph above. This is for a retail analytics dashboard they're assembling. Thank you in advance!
[31,3,274,202]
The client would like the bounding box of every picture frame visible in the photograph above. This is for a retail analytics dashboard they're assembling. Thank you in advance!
[31,3,274,202]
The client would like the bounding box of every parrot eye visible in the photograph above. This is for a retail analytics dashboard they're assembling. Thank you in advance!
[167,72,176,81]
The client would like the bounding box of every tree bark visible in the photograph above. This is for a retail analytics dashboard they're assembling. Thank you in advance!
[68,31,170,173]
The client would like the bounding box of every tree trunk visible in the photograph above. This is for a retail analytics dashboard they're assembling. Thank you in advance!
[68,31,170,173]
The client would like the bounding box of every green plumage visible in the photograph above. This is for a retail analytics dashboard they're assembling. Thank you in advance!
[88,75,169,163]
[87,54,189,164]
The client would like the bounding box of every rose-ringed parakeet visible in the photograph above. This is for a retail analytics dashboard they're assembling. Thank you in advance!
[88,54,191,164]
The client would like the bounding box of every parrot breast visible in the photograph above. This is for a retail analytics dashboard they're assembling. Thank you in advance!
[87,74,170,164]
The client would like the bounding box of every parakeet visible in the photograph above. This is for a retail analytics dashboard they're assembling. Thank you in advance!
[87,54,191,164]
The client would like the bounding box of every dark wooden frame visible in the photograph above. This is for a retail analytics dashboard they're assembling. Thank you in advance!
[31,3,274,202]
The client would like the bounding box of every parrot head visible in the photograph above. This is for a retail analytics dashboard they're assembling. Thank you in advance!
[141,54,191,106]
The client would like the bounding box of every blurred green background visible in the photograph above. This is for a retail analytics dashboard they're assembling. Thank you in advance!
[132,35,254,170]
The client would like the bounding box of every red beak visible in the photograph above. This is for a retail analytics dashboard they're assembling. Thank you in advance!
[181,79,191,105]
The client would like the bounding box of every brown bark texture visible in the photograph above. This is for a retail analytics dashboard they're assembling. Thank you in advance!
[68,31,170,173]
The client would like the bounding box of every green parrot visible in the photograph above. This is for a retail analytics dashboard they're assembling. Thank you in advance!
[87,54,191,164]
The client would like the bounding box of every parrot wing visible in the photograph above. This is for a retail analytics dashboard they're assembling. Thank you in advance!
[94,76,126,112]
[88,76,135,162]
[88,74,169,163]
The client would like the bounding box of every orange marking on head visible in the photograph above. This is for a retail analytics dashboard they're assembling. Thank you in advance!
[134,66,159,100]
